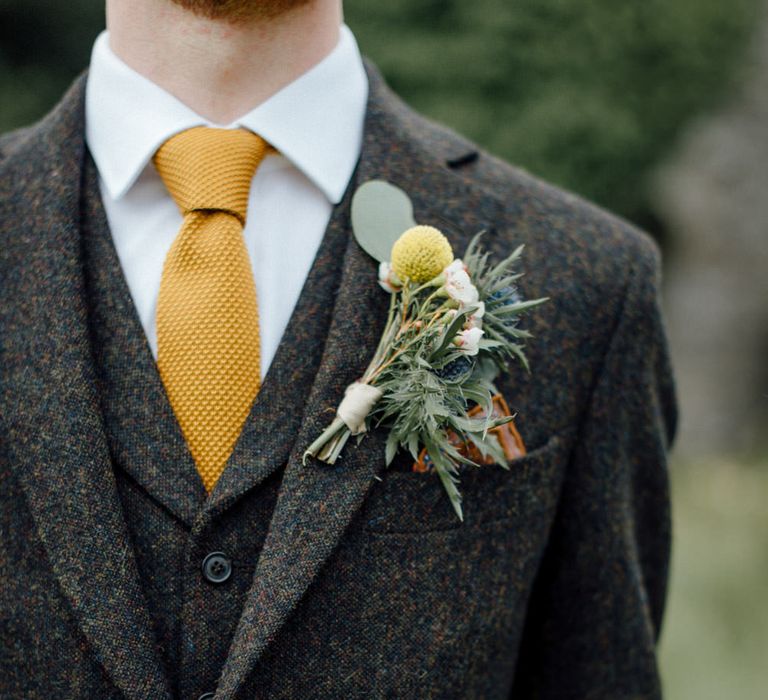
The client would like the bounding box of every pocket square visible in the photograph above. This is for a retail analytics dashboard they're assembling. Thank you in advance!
[412,394,526,473]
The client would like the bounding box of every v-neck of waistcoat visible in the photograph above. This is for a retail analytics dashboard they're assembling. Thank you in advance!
[80,152,353,527]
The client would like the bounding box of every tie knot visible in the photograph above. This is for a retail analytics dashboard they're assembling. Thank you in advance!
[153,126,268,222]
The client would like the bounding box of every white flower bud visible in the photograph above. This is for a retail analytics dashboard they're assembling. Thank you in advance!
[467,301,485,329]
[454,327,484,356]
[378,261,403,293]
[443,259,479,306]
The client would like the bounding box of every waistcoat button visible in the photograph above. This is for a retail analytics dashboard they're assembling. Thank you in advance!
[201,552,232,584]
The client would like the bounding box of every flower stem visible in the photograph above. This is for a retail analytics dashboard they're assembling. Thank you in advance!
[369,291,398,370]
[302,416,348,465]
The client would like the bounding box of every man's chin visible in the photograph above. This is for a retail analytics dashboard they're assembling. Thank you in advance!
[168,0,312,22]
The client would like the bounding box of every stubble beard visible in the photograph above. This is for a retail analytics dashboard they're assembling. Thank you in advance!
[168,0,313,21]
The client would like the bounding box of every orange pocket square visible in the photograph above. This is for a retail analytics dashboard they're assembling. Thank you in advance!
[412,394,526,473]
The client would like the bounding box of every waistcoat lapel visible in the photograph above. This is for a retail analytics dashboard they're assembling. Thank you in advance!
[201,170,353,518]
[80,153,207,526]
[79,145,353,526]
[216,63,493,699]
[0,76,172,700]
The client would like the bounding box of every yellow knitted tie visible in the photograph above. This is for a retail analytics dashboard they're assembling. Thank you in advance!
[154,126,267,493]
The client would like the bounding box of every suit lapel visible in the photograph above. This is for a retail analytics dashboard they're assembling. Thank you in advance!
[216,63,493,699]
[0,77,172,700]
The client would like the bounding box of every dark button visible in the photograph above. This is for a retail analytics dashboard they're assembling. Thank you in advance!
[201,552,232,584]
[197,693,215,700]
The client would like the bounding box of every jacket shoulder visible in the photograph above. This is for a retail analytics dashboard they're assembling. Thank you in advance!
[471,146,659,267]
[0,126,33,162]
[383,91,664,318]
[0,72,87,171]
[405,103,660,274]
[374,87,666,388]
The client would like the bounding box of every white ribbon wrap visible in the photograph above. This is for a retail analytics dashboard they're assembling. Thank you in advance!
[337,382,384,436]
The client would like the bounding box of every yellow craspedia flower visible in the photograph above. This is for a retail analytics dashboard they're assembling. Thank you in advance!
[390,226,454,283]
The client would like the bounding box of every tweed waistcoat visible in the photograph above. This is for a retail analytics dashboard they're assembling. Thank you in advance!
[78,152,353,698]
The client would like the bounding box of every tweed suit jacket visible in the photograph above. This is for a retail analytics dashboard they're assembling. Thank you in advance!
[0,61,677,699]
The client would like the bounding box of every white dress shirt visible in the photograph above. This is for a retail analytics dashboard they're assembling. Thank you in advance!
[85,25,368,378]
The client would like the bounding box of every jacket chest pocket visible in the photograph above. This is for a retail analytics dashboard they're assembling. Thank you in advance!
[359,430,573,535]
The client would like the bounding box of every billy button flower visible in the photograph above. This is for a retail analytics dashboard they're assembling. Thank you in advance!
[391,225,454,283]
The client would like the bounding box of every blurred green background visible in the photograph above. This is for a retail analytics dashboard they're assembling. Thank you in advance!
[0,0,760,235]
[1,1,766,698]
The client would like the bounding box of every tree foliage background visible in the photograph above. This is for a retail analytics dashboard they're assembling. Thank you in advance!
[0,0,759,232]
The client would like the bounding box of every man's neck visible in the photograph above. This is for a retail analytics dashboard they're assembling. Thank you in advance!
[106,0,342,124]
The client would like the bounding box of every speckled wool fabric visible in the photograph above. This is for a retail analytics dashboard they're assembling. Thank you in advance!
[78,147,349,699]
[0,60,677,700]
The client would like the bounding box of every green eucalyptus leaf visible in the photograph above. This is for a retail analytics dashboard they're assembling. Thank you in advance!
[351,180,418,263]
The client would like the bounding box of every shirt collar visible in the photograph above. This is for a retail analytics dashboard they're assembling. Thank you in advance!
[85,24,368,203]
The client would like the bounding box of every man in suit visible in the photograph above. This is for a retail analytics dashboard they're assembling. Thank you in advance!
[0,0,677,698]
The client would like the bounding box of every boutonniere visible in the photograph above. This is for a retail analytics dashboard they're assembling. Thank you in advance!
[304,181,548,520]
